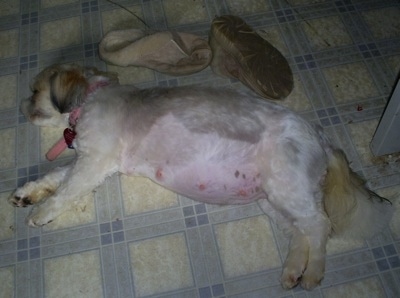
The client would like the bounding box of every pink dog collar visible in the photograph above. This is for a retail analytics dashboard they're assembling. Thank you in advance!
[45,80,109,161]
[45,107,81,161]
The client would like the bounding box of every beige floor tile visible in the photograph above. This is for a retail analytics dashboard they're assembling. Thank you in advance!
[302,16,352,51]
[43,192,96,231]
[0,74,17,110]
[347,119,400,166]
[101,5,144,34]
[376,185,400,239]
[0,192,15,241]
[225,0,270,15]
[362,7,400,40]
[40,17,81,51]
[214,216,281,278]
[121,175,178,215]
[288,0,326,5]
[40,0,77,9]
[326,237,365,255]
[163,0,209,26]
[0,266,14,298]
[0,0,20,16]
[0,128,16,169]
[347,119,377,166]
[323,63,379,103]
[280,74,312,112]
[44,250,103,298]
[287,0,325,5]
[129,233,193,297]
[322,276,385,298]
[0,29,19,58]
[387,55,400,78]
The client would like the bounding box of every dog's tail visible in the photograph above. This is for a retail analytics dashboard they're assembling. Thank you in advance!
[323,149,394,239]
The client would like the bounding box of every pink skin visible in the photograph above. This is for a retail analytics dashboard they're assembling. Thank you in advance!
[132,160,265,205]
[171,168,264,204]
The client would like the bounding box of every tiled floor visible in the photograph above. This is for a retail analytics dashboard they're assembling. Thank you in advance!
[0,0,400,297]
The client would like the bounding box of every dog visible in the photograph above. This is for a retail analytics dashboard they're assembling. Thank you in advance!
[10,64,393,290]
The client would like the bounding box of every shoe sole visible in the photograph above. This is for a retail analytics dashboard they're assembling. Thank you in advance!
[210,15,293,99]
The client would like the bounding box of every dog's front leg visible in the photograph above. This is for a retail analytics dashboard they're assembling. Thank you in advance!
[27,155,118,227]
[9,164,72,207]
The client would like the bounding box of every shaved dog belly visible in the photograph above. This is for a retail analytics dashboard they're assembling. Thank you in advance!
[173,165,265,204]
[128,161,266,204]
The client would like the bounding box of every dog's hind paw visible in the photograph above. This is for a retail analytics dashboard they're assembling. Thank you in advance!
[281,268,323,290]
[300,263,324,290]
[280,267,303,289]
[300,275,322,291]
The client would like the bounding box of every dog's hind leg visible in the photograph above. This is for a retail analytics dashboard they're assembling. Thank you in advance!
[259,184,330,290]
[9,164,72,207]
[258,199,310,289]
[280,231,309,289]
[295,212,330,290]
[258,199,309,288]
[27,155,118,227]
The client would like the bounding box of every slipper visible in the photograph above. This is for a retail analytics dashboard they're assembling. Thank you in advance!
[209,15,293,99]
[99,29,212,76]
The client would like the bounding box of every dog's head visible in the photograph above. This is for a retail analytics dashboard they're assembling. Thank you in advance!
[21,64,118,127]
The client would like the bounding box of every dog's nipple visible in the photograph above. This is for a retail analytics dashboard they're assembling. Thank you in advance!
[155,168,163,180]
[238,189,247,197]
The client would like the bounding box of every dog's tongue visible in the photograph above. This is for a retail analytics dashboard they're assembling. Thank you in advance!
[46,137,67,161]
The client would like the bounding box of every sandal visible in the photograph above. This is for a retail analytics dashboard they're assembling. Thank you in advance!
[209,15,293,99]
[99,29,212,76]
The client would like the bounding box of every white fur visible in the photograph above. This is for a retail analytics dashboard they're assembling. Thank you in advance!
[10,64,393,291]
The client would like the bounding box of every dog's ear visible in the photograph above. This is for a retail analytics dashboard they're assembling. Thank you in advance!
[83,67,119,85]
[50,67,88,114]
[49,65,119,114]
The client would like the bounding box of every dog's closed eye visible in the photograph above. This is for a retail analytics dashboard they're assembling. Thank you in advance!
[29,91,40,104]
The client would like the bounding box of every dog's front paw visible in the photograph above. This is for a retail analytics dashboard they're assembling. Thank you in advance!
[26,197,61,227]
[27,216,53,227]
[9,188,34,207]
[27,205,55,227]
[8,182,54,207]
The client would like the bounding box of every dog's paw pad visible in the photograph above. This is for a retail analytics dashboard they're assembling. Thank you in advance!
[8,194,33,207]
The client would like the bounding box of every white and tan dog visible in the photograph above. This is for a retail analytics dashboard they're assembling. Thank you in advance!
[10,64,392,290]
